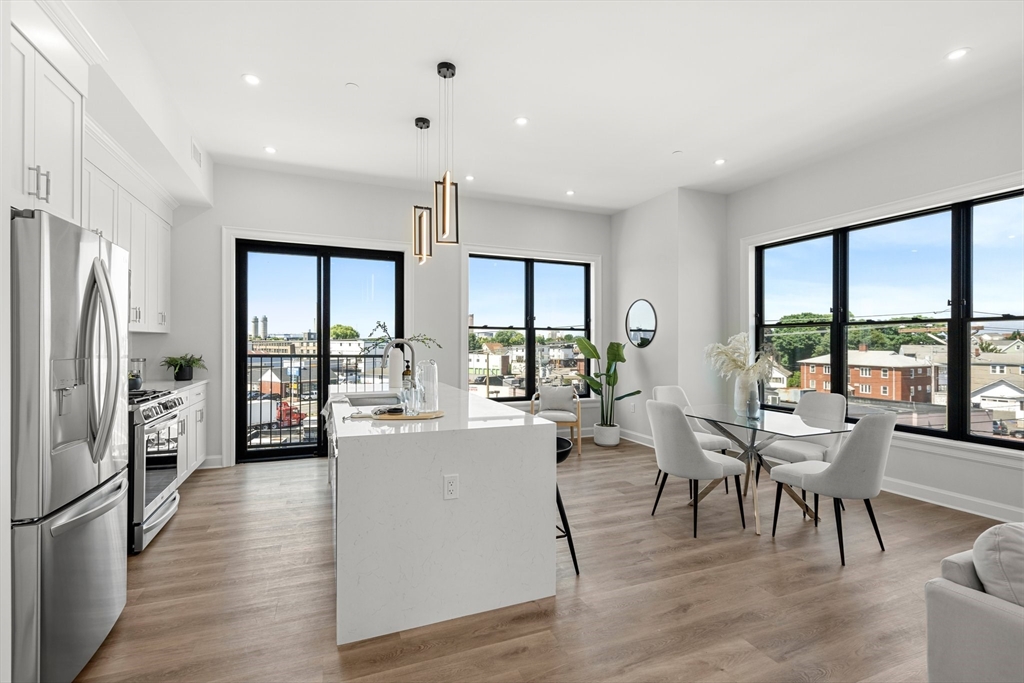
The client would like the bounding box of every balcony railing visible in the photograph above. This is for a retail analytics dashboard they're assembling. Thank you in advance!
[244,352,392,449]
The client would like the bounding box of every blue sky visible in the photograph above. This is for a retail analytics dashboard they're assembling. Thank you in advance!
[468,258,587,331]
[247,253,395,337]
[764,196,1022,328]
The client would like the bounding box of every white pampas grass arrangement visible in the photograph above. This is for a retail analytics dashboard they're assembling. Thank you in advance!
[704,332,775,382]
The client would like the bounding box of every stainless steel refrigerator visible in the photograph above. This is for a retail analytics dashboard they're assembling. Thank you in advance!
[10,209,130,683]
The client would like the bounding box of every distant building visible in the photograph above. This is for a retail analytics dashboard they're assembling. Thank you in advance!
[251,316,259,339]
[970,350,1024,394]
[259,315,268,339]
[797,346,934,402]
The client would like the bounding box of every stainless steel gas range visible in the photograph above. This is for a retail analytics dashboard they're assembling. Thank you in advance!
[128,389,188,553]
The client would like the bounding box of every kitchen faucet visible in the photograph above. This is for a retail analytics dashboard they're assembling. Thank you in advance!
[382,338,417,387]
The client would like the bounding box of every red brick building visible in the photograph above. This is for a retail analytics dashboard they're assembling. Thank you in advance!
[798,347,935,402]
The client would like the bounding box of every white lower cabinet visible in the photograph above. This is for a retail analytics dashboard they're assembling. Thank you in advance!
[178,385,208,487]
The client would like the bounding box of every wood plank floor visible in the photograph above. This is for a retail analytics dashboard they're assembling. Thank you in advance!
[76,439,997,683]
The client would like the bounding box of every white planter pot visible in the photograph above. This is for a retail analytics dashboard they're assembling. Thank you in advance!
[593,424,621,447]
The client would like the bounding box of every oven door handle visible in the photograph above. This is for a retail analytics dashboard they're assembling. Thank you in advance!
[144,411,180,433]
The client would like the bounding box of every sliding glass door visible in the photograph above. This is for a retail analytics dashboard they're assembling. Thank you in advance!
[236,240,403,461]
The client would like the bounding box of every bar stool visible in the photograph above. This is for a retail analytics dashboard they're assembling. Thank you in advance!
[556,436,579,575]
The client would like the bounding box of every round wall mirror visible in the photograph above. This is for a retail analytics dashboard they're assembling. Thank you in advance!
[626,299,656,348]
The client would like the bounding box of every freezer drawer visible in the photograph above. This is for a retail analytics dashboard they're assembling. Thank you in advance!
[12,470,128,683]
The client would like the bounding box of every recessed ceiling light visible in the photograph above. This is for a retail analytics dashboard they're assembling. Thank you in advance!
[946,47,971,60]
[264,146,276,154]
[345,82,360,89]
[242,74,260,86]
[465,175,474,181]
[514,117,529,126]
[565,190,574,196]
[715,159,726,166]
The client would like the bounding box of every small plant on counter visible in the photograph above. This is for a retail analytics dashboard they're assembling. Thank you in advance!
[161,354,208,382]
[360,321,442,352]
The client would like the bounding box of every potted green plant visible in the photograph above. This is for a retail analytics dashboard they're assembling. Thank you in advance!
[575,338,641,447]
[161,353,207,382]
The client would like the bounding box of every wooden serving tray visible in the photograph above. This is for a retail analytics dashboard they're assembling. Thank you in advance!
[371,410,445,421]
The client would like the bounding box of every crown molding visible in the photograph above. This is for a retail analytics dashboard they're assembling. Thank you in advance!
[85,114,180,211]
[35,0,107,65]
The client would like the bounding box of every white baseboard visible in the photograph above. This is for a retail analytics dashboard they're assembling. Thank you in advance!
[199,455,226,469]
[620,428,654,448]
[882,475,1024,523]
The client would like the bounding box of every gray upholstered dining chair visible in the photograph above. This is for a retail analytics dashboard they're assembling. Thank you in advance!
[531,385,582,456]
[647,400,746,538]
[769,412,897,565]
[651,385,732,493]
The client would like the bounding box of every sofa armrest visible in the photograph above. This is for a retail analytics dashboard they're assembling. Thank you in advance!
[940,550,984,591]
[926,578,1024,683]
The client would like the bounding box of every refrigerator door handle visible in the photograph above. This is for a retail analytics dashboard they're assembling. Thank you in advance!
[90,258,121,464]
[49,476,129,538]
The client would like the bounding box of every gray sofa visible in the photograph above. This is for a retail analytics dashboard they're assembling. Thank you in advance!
[925,523,1024,683]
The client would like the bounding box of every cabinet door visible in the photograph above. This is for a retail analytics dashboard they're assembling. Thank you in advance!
[176,412,190,487]
[158,219,171,331]
[85,162,118,242]
[125,192,148,331]
[145,209,162,331]
[192,400,207,471]
[33,54,83,224]
[6,30,35,211]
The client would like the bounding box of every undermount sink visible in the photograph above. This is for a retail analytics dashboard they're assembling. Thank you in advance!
[344,392,402,407]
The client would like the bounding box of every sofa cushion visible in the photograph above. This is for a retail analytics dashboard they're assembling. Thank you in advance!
[973,522,1024,606]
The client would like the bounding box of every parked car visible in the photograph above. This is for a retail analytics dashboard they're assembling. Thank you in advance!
[993,420,1009,436]
[261,393,282,401]
[246,390,262,400]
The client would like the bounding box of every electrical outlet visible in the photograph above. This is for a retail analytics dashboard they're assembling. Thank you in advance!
[444,474,459,500]
[631,402,636,413]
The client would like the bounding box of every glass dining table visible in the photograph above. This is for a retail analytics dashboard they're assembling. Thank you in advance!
[683,404,855,536]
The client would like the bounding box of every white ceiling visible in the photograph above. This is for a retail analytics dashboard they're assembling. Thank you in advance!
[119,1,1023,214]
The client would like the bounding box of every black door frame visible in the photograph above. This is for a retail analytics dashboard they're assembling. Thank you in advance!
[235,239,404,462]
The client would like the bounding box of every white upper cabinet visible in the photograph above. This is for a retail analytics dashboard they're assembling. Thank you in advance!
[118,186,171,334]
[6,28,83,223]
[82,161,118,242]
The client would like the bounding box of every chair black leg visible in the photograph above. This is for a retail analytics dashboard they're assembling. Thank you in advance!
[652,473,668,516]
[814,493,819,528]
[840,499,845,511]
[655,469,661,485]
[556,485,579,576]
[834,498,845,566]
[734,475,745,529]
[755,461,762,486]
[723,451,729,495]
[772,482,783,537]
[864,499,884,551]
[692,479,699,538]
[802,489,807,520]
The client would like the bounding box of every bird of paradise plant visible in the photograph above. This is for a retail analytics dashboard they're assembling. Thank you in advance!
[575,338,641,427]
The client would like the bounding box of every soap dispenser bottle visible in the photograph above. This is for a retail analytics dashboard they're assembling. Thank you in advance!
[402,361,412,390]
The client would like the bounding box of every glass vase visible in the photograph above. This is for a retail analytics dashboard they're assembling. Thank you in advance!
[734,375,760,417]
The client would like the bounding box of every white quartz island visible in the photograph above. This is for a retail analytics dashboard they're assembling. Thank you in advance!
[327,383,556,645]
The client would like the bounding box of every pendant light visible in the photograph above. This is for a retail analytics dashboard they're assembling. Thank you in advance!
[413,117,433,264]
[434,61,459,245]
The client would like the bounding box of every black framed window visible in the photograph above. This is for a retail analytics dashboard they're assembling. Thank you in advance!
[756,190,1024,449]
[468,255,591,400]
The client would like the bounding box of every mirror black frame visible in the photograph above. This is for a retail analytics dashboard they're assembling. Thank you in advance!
[625,299,656,348]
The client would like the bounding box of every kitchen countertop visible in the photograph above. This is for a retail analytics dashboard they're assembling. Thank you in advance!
[140,378,209,392]
[327,383,550,438]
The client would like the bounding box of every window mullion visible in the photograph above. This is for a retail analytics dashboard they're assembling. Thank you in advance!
[525,260,536,398]
[832,230,848,402]
[948,202,969,439]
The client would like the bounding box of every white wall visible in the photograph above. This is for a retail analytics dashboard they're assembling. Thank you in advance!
[130,164,611,466]
[726,90,1024,521]
[610,189,729,446]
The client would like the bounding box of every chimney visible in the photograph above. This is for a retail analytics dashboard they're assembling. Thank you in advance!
[858,343,867,353]
[974,347,981,357]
